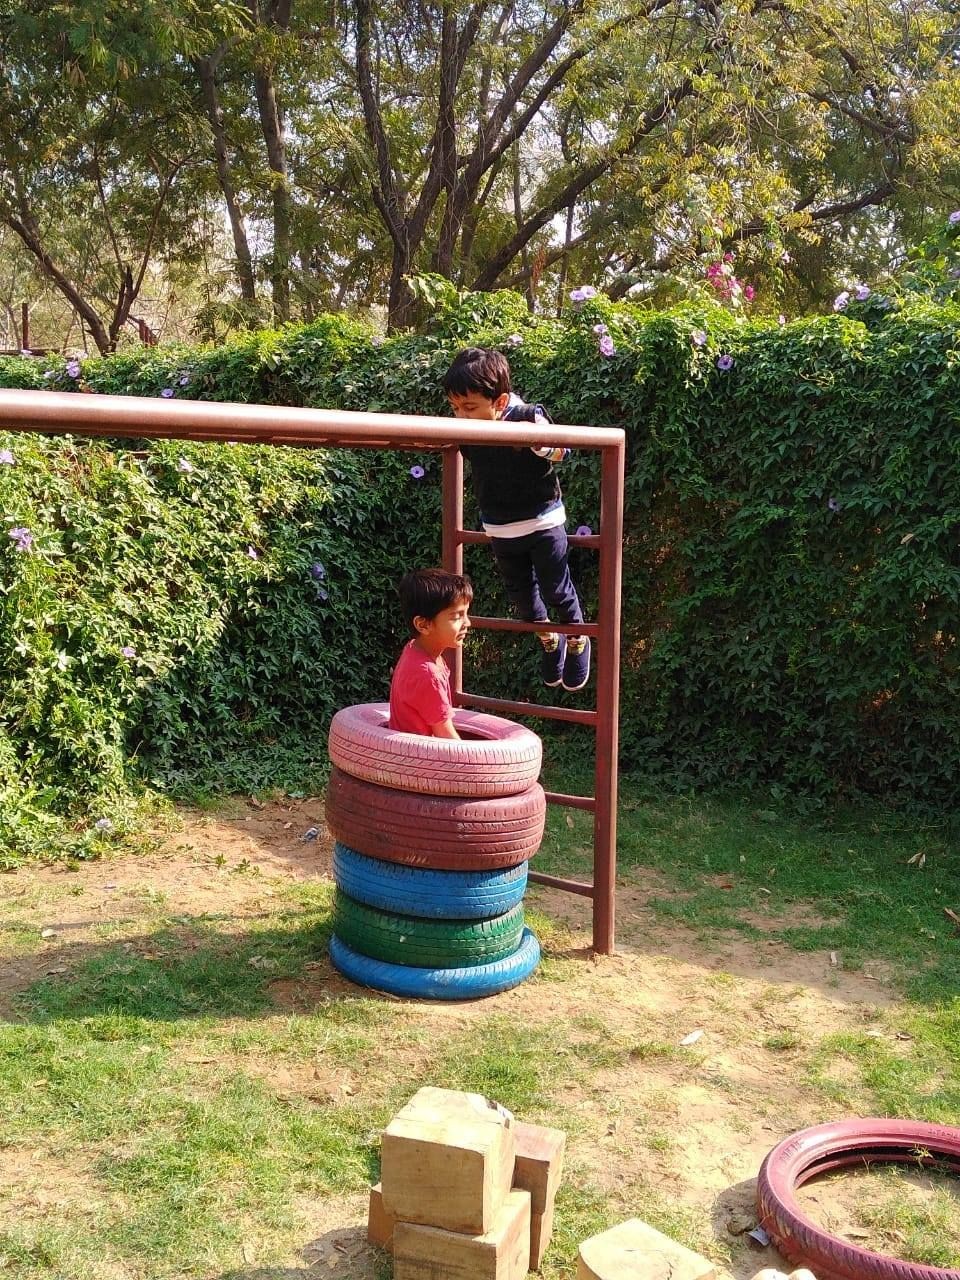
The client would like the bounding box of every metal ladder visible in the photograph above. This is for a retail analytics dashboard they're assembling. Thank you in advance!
[440,438,625,954]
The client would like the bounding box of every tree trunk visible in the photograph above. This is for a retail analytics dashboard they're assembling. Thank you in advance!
[387,251,415,330]
[196,54,257,305]
[253,67,291,322]
[511,140,534,310]
[556,203,574,315]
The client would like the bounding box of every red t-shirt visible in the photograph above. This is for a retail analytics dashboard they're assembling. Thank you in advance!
[389,640,453,735]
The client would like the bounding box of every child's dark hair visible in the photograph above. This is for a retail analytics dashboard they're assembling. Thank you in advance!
[398,568,473,634]
[442,348,512,400]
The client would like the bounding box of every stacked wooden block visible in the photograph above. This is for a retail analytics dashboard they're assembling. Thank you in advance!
[368,1086,565,1278]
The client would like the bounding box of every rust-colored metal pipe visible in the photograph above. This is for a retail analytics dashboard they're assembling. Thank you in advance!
[0,389,623,452]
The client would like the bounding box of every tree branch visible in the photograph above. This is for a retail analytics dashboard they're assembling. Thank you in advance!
[4,183,111,353]
[354,0,406,249]
[472,75,697,289]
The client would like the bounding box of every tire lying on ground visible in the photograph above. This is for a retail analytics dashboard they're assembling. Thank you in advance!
[328,702,542,797]
[324,767,545,870]
[329,927,541,1000]
[332,843,528,919]
[332,891,525,967]
[757,1118,960,1280]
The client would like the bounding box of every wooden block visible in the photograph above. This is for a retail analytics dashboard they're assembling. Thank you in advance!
[367,1183,396,1252]
[577,1219,716,1280]
[393,1188,531,1280]
[381,1087,516,1234]
[512,1120,565,1214]
[529,1196,556,1271]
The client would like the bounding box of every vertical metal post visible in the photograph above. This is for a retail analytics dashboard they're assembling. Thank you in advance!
[441,446,465,697]
[592,442,625,954]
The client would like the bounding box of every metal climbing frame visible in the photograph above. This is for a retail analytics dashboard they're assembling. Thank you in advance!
[0,388,625,953]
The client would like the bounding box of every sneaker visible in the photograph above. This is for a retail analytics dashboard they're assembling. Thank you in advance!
[539,633,566,687]
[562,636,591,691]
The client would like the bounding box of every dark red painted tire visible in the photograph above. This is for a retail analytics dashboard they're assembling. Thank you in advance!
[324,767,545,870]
[757,1119,960,1280]
[328,701,542,797]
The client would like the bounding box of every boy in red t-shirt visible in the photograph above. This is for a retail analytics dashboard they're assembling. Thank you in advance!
[389,568,473,738]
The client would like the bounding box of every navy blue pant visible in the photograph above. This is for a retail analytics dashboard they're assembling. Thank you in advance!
[490,526,584,625]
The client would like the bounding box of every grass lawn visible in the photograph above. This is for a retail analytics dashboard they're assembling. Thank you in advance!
[1,761,958,1279]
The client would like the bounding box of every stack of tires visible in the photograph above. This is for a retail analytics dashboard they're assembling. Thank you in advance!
[325,703,545,1000]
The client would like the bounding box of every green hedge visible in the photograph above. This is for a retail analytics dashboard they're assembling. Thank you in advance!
[1,291,958,856]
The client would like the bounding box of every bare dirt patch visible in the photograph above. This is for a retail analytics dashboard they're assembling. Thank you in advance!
[0,798,911,1278]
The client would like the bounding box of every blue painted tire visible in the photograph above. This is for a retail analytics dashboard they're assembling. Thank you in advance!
[328,928,541,1000]
[332,843,528,919]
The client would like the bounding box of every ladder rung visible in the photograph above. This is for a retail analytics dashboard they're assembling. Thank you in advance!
[528,871,595,897]
[458,529,600,548]
[455,691,598,727]
[469,616,599,637]
[544,790,596,811]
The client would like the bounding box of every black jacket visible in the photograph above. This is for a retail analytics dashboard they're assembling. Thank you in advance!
[461,402,562,526]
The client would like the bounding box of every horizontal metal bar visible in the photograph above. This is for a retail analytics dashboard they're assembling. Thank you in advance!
[0,390,626,451]
[469,616,599,637]
[528,871,595,897]
[454,691,598,726]
[459,529,601,548]
[543,790,596,811]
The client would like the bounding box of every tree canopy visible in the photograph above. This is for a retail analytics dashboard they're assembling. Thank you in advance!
[1,0,959,347]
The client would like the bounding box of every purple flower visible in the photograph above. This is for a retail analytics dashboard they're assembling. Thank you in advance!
[592,323,608,335]
[0,449,14,465]
[43,370,55,379]
[160,388,175,399]
[949,211,960,225]
[778,314,787,326]
[94,818,113,832]
[176,457,194,473]
[247,546,259,559]
[316,586,329,602]
[827,497,840,513]
[833,291,850,311]
[716,354,734,371]
[570,284,598,306]
[691,329,707,347]
[121,645,137,658]
[575,525,593,537]
[409,465,425,479]
[507,334,523,346]
[743,285,756,302]
[855,284,871,301]
[65,360,81,379]
[178,374,191,386]
[598,334,616,358]
[310,562,326,580]
[8,526,33,551]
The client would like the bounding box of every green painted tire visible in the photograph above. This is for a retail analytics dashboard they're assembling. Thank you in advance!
[332,891,525,968]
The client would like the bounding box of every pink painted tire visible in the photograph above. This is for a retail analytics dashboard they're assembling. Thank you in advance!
[757,1118,960,1280]
[324,768,545,870]
[328,702,542,797]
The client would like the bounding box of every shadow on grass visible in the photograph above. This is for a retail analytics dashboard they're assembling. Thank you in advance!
[216,1226,385,1280]
[8,909,358,1027]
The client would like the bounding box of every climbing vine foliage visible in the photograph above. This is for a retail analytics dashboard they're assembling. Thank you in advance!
[1,289,958,858]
